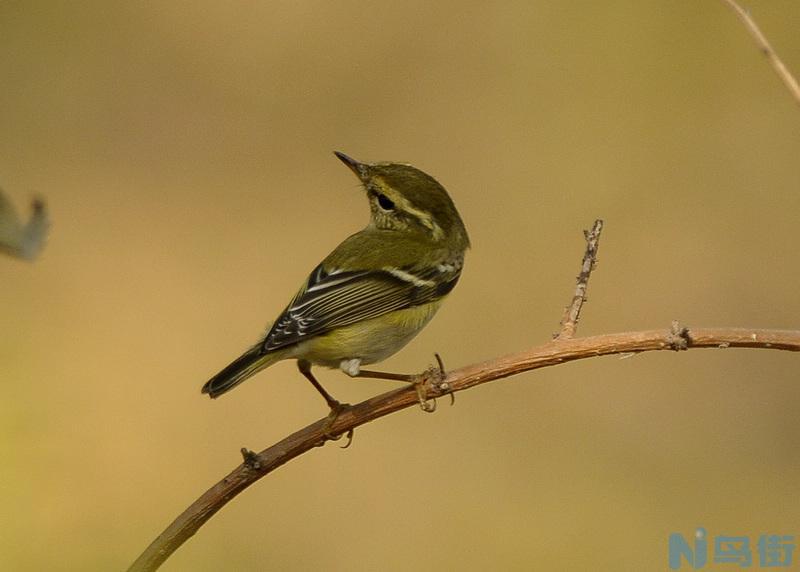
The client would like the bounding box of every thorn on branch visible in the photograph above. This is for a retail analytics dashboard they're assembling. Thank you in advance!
[667,320,692,351]
[240,448,262,470]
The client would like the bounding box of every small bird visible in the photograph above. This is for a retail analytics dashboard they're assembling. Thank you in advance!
[202,152,470,422]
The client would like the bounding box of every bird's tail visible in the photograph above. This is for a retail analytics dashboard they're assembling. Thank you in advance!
[202,344,282,398]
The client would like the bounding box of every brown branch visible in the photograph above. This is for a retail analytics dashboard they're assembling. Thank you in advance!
[127,325,800,572]
[721,0,800,107]
[557,219,603,339]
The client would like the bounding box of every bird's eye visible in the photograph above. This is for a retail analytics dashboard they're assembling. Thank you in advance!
[377,193,395,211]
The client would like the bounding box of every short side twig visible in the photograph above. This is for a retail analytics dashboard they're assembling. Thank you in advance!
[721,0,800,107]
[557,219,603,339]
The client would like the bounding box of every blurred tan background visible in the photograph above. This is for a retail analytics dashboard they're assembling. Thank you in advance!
[1,1,799,570]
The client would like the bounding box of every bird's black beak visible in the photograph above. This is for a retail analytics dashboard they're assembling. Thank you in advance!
[334,151,368,180]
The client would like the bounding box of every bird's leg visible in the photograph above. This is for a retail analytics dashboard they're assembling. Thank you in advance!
[298,359,342,410]
[353,368,436,410]
[345,354,452,411]
[341,356,415,382]
[297,360,353,447]
[352,369,416,382]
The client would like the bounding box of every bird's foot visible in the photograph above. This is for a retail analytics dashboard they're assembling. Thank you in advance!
[322,400,354,449]
[414,353,454,412]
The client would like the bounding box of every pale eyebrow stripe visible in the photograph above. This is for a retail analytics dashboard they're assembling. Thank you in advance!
[376,182,444,240]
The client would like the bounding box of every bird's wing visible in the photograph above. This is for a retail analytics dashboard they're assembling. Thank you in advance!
[261,262,461,352]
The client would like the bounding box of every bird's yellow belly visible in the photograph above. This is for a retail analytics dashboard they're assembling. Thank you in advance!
[293,300,443,368]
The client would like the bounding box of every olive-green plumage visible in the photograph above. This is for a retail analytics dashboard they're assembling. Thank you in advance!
[202,151,469,405]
